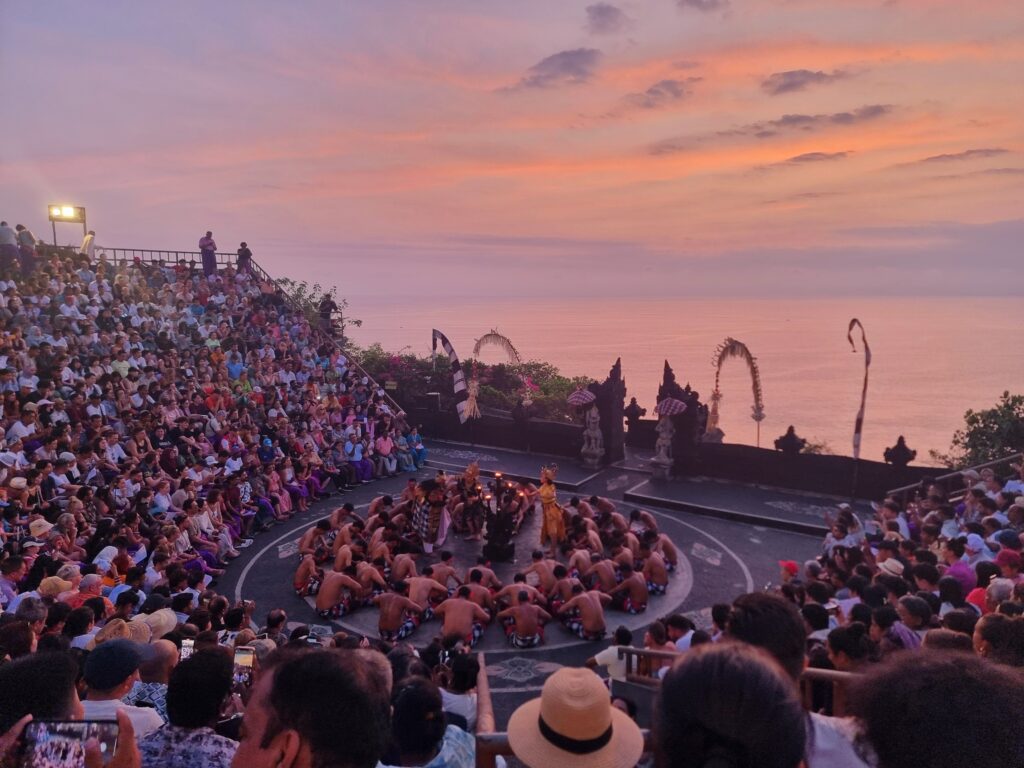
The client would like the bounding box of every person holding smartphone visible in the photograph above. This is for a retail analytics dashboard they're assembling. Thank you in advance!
[0,652,141,768]
[81,641,165,741]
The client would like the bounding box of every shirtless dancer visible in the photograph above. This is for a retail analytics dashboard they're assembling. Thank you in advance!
[465,556,502,592]
[497,591,551,648]
[609,563,649,614]
[558,583,611,640]
[495,575,547,610]
[315,570,364,620]
[434,586,491,647]
[640,543,669,595]
[374,581,423,641]
[430,552,463,596]
[407,572,449,621]
[293,554,322,598]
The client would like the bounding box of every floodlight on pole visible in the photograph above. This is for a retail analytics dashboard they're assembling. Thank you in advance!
[46,203,87,245]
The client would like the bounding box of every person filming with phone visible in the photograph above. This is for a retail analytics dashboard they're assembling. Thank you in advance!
[0,651,141,768]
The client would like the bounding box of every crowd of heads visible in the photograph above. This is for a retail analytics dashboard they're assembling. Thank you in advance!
[0,231,445,765]
[0,224,1023,767]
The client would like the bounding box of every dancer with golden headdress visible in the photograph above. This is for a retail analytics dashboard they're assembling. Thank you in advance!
[538,464,565,558]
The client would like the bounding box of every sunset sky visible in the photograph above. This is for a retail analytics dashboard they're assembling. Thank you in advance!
[2,1,1022,297]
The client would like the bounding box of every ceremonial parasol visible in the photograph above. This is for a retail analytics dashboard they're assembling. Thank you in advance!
[567,388,597,407]
[654,397,687,416]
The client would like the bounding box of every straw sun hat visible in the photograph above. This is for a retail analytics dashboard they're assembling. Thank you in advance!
[507,668,643,768]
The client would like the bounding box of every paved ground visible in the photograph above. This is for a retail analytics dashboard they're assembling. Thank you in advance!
[218,441,830,728]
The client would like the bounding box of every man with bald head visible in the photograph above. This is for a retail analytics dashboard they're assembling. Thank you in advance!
[124,638,179,721]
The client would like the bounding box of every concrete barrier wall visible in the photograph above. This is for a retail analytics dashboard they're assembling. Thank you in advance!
[411,409,583,458]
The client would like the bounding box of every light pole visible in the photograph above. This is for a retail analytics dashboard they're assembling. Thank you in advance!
[47,204,87,246]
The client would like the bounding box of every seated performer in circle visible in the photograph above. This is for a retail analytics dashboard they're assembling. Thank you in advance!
[497,590,551,649]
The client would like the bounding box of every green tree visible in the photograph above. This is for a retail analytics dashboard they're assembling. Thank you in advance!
[276,278,362,345]
[940,391,1024,467]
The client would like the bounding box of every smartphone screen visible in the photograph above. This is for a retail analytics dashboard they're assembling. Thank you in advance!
[20,720,118,768]
[233,646,255,688]
[179,638,195,661]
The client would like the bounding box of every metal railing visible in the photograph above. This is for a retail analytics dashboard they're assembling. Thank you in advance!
[471,648,858,766]
[887,452,1022,504]
[94,246,404,415]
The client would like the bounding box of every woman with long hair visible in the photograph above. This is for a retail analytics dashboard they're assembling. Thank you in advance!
[655,643,806,768]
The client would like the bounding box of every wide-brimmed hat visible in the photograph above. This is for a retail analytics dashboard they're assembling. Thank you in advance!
[87,618,131,649]
[507,668,643,768]
[9,477,27,490]
[877,559,905,577]
[29,518,53,537]
[133,608,178,640]
[38,576,72,598]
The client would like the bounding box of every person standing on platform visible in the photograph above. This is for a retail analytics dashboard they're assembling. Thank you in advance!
[236,241,252,275]
[80,229,96,260]
[15,224,38,276]
[199,231,217,277]
[0,221,18,272]
[413,479,449,554]
[538,465,565,559]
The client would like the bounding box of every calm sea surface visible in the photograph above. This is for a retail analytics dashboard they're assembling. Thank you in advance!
[348,297,1024,464]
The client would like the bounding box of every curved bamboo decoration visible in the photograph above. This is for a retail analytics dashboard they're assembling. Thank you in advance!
[707,338,766,435]
[472,330,522,364]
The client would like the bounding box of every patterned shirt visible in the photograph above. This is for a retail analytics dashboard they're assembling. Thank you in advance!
[378,725,475,768]
[123,681,169,723]
[139,724,237,768]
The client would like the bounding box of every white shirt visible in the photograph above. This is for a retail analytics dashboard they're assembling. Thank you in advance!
[439,689,477,733]
[82,699,164,740]
[6,420,35,442]
[593,643,629,682]
[80,232,95,257]
[674,630,695,651]
[807,714,870,768]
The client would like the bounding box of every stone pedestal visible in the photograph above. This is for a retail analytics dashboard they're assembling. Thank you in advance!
[650,455,674,480]
[581,405,605,470]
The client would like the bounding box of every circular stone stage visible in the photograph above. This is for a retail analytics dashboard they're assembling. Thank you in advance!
[228,469,760,655]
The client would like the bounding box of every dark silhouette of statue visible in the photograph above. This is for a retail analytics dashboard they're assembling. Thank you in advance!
[884,435,917,467]
[588,358,627,464]
[624,397,646,431]
[775,426,806,456]
[658,361,705,476]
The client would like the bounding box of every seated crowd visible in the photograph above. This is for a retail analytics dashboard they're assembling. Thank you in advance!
[0,227,1022,768]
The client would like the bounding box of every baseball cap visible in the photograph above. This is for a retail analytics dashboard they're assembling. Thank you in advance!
[994,530,1022,550]
[778,560,799,577]
[83,639,151,690]
[995,549,1022,570]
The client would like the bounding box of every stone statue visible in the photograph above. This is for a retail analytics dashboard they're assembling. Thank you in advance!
[581,405,605,469]
[651,414,675,479]
[624,397,646,431]
[883,435,917,467]
[774,426,806,456]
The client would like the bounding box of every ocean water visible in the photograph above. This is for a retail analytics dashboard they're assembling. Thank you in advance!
[347,297,1024,464]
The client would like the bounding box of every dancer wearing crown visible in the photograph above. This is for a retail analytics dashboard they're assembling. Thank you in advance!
[538,465,566,559]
